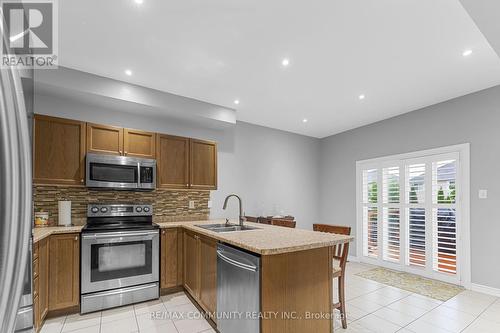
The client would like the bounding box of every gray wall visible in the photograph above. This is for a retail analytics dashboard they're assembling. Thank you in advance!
[319,84,500,289]
[34,93,321,229]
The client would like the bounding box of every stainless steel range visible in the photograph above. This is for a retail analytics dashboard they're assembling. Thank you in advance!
[80,203,160,314]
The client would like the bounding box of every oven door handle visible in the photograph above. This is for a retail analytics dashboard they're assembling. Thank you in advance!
[82,230,158,239]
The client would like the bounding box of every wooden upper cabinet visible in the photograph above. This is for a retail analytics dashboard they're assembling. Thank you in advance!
[33,115,86,185]
[190,139,217,190]
[157,134,189,189]
[87,123,124,156]
[199,235,217,314]
[124,128,156,158]
[87,123,156,158]
[49,233,80,311]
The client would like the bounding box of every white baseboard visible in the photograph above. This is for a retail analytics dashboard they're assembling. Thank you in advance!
[467,283,500,297]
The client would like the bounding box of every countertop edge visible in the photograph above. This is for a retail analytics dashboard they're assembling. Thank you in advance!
[33,220,354,255]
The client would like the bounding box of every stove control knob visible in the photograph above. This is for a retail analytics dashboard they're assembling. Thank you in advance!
[143,206,150,213]
[100,207,108,213]
[136,206,143,212]
[91,207,99,213]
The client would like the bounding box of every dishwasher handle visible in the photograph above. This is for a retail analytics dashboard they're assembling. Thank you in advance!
[217,250,258,272]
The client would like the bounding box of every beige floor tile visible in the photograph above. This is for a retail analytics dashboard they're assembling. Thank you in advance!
[372,307,418,327]
[347,297,384,313]
[479,302,500,324]
[138,319,178,333]
[173,317,212,333]
[166,302,201,321]
[356,314,401,333]
[398,294,441,311]
[419,305,476,332]
[136,311,174,331]
[462,318,500,333]
[62,312,101,332]
[386,299,430,318]
[346,303,370,321]
[40,315,66,333]
[61,325,100,333]
[406,318,455,333]
[100,315,138,333]
[162,292,191,307]
[134,299,166,315]
[101,304,135,323]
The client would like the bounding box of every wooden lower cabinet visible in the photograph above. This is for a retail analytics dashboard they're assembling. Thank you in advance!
[183,231,217,314]
[33,237,49,332]
[199,236,217,314]
[33,295,41,332]
[160,228,183,289]
[48,233,80,311]
[38,237,49,320]
[183,231,200,297]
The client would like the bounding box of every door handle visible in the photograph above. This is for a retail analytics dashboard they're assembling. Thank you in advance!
[217,250,257,272]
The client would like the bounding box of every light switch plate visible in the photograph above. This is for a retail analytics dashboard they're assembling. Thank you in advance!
[207,200,212,208]
[189,200,195,209]
[479,189,488,199]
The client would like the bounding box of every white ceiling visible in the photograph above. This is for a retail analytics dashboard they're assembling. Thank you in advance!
[59,0,500,138]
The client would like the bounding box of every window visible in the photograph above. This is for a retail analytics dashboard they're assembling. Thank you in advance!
[357,145,468,284]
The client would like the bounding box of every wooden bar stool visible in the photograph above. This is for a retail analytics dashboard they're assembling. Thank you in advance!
[313,224,351,329]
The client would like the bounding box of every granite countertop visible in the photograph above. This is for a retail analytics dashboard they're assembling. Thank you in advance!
[33,225,84,242]
[32,219,353,255]
[156,219,354,255]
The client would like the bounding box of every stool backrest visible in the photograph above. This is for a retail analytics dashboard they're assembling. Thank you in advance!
[313,224,351,269]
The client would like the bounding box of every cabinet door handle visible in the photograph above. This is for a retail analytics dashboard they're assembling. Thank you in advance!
[74,236,78,241]
[162,230,165,235]
[119,150,123,155]
[124,151,128,156]
[80,179,84,183]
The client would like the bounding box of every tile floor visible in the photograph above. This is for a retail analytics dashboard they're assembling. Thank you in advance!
[40,262,500,333]
[335,262,500,333]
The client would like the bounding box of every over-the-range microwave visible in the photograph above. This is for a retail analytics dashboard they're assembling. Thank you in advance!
[86,153,156,190]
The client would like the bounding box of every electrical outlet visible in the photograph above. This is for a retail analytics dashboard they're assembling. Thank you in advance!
[479,189,488,199]
[207,200,212,208]
[189,200,195,209]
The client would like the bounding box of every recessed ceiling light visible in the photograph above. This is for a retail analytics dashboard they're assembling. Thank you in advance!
[462,49,473,57]
[234,99,240,105]
[125,69,133,76]
[358,94,365,100]
[135,0,144,4]
[302,118,308,123]
[282,58,290,67]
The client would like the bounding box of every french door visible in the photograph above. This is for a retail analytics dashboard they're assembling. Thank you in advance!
[358,151,462,284]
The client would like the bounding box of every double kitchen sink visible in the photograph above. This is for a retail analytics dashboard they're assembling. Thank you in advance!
[195,223,261,233]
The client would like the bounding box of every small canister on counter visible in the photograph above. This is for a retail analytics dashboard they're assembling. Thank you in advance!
[34,210,49,227]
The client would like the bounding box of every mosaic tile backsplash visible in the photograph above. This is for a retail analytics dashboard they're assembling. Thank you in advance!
[34,185,210,226]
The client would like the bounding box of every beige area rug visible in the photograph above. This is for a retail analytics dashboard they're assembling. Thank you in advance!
[356,267,464,301]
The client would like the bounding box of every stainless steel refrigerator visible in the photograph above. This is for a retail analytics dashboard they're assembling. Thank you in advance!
[0,35,34,333]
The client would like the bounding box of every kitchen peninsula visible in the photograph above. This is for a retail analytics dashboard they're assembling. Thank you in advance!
[33,219,352,333]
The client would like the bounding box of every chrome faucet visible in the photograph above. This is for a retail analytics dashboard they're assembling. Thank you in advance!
[223,194,245,226]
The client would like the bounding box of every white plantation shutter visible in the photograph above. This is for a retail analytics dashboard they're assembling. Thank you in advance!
[432,159,458,275]
[382,167,400,263]
[358,148,463,283]
[405,164,426,268]
[362,169,378,258]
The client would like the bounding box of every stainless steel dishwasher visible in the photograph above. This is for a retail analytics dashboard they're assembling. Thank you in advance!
[217,243,261,333]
